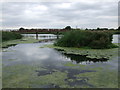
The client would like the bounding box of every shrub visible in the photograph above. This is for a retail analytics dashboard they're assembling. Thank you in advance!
[54,30,115,49]
[2,31,23,42]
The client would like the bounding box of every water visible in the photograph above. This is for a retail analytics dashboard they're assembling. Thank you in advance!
[22,34,59,40]
[3,34,119,67]
[112,34,120,43]
[2,34,119,88]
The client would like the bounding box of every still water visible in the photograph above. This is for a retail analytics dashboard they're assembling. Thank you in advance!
[2,34,119,88]
[21,34,59,40]
[112,34,120,43]
[3,34,118,65]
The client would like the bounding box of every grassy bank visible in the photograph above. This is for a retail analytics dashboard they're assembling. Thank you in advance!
[54,30,118,49]
[42,44,118,59]
[1,37,40,48]
[2,31,23,42]
[1,31,41,48]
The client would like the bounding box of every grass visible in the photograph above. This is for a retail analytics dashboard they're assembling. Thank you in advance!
[1,37,40,48]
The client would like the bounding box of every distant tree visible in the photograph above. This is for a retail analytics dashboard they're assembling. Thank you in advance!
[118,26,120,30]
[85,28,88,30]
[103,28,108,30]
[97,27,100,30]
[19,27,25,31]
[98,28,108,31]
[65,26,71,30]
[109,28,114,31]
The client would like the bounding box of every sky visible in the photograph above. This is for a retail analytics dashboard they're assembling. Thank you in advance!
[0,0,119,30]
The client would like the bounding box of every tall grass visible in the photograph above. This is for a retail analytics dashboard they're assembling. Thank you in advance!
[54,30,117,49]
[2,31,23,42]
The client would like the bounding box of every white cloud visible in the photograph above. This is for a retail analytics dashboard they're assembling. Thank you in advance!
[1,0,118,29]
[54,3,71,9]
[32,5,48,11]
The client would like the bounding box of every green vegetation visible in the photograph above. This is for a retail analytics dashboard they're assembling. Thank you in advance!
[2,31,23,42]
[3,59,118,88]
[75,70,118,88]
[1,37,40,48]
[42,44,118,59]
[54,30,118,49]
[64,26,72,30]
[3,63,68,88]
[64,62,86,67]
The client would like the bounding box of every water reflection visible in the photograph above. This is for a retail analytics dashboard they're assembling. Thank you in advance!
[63,53,108,64]
[36,32,38,40]
[54,49,108,64]
[2,43,67,66]
[2,34,119,67]
[112,34,120,43]
[22,34,60,40]
[2,44,17,48]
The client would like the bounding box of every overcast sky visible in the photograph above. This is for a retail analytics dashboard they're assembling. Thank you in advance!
[1,0,119,29]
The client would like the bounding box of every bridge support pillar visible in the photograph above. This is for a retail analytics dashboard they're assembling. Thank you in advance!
[36,32,38,40]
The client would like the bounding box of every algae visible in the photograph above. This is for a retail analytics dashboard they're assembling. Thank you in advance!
[42,44,118,61]
[75,70,118,88]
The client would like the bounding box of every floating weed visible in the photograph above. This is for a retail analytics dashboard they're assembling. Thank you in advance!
[64,62,86,68]
[8,59,17,61]
[3,64,46,88]
[43,44,118,60]
[29,71,68,88]
[75,70,118,88]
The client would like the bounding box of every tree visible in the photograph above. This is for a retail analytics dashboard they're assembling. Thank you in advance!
[118,26,120,30]
[85,28,88,30]
[97,27,100,30]
[19,27,25,31]
[65,26,71,30]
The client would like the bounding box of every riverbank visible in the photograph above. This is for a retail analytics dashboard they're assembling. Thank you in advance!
[2,31,23,42]
[42,44,119,60]
[1,37,40,48]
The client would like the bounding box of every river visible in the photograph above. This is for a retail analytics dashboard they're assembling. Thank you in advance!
[2,34,119,88]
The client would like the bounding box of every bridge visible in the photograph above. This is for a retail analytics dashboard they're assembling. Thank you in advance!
[11,28,69,34]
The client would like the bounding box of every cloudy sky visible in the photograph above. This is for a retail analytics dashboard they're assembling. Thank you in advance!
[1,0,119,29]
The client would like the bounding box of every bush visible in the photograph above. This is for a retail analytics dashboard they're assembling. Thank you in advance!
[54,30,115,49]
[2,31,23,42]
